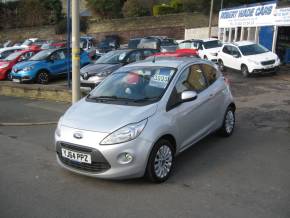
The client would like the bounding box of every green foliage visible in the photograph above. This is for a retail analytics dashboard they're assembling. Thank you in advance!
[0,0,62,29]
[153,4,176,16]
[122,0,150,17]
[170,0,183,12]
[86,0,122,18]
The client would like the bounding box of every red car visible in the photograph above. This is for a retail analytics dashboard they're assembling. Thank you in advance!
[0,47,40,80]
[152,48,199,58]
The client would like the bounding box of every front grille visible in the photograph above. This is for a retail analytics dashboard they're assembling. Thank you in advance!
[57,142,111,173]
[261,60,275,66]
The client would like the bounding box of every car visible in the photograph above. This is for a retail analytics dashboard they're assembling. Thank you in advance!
[0,48,40,80]
[55,57,236,183]
[217,41,280,77]
[80,48,158,90]
[160,38,178,52]
[80,36,98,59]
[10,48,91,84]
[137,37,161,50]
[179,39,223,62]
[41,40,66,50]
[128,38,142,49]
[0,46,23,60]
[150,49,198,58]
[97,35,120,54]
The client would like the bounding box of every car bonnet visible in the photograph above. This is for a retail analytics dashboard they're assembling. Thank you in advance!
[61,98,158,133]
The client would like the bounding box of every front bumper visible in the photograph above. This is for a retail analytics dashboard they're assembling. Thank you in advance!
[55,126,153,179]
[10,70,35,82]
[251,66,280,74]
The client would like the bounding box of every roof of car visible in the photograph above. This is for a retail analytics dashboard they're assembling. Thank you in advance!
[124,57,204,69]
[232,41,256,46]
[0,46,23,52]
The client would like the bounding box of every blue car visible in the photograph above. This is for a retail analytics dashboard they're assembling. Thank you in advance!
[11,48,91,84]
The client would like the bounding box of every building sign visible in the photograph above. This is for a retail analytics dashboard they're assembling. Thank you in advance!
[219,3,276,28]
[274,7,290,26]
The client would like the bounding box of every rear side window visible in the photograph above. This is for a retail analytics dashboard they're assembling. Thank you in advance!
[222,46,231,54]
[201,64,218,85]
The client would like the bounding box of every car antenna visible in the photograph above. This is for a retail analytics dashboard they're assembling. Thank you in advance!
[152,55,156,63]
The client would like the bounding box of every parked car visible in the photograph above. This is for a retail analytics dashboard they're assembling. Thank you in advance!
[128,38,142,49]
[97,35,120,54]
[55,57,236,183]
[41,40,66,50]
[0,47,40,80]
[147,49,199,60]
[160,38,178,52]
[80,48,158,90]
[0,46,23,60]
[138,37,161,50]
[179,39,223,62]
[217,41,280,77]
[80,36,98,59]
[10,48,91,84]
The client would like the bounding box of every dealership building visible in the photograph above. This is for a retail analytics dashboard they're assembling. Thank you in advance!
[218,1,290,64]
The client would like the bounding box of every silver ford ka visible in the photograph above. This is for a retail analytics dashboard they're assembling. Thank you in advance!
[55,57,236,183]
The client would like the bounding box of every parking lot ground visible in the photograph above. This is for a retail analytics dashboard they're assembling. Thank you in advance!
[0,70,290,218]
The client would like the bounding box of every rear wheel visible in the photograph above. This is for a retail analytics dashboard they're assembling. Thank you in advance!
[218,59,225,72]
[36,70,49,84]
[219,106,235,137]
[146,139,174,183]
[241,65,249,77]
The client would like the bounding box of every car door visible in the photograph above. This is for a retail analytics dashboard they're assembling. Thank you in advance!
[219,45,232,67]
[167,64,214,151]
[48,50,67,75]
[228,46,242,70]
[200,63,226,129]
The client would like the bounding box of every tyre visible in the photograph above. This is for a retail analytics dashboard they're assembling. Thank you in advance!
[218,59,225,72]
[241,65,249,77]
[219,106,235,137]
[146,139,175,183]
[36,70,49,84]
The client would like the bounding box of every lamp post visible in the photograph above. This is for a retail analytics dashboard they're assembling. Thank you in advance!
[208,0,214,38]
[66,0,71,88]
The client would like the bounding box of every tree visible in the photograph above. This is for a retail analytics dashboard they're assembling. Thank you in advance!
[122,0,150,17]
[86,0,123,18]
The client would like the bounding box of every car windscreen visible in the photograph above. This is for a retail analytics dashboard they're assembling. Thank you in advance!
[88,66,176,104]
[161,39,177,46]
[203,40,222,49]
[95,50,128,64]
[4,51,22,61]
[239,44,269,56]
[29,50,53,61]
[22,40,33,46]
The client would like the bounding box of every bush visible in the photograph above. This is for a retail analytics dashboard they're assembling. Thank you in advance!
[153,4,176,16]
[170,0,183,12]
[122,0,150,17]
[55,17,89,35]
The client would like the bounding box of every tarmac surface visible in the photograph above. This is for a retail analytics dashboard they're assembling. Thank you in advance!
[0,69,289,218]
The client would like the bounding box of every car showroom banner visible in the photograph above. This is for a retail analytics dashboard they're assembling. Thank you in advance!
[219,2,277,28]
[274,7,290,26]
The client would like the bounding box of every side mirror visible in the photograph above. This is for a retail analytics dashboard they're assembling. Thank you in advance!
[181,91,198,103]
[233,53,241,58]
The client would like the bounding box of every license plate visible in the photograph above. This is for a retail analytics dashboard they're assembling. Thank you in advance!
[61,148,92,164]
[13,79,20,83]
[265,65,274,69]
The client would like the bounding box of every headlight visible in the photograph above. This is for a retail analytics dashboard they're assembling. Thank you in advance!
[55,116,63,137]
[248,59,260,65]
[23,66,34,71]
[100,119,147,145]
[97,70,112,77]
[0,63,9,69]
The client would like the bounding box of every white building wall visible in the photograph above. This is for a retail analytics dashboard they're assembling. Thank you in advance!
[185,27,219,40]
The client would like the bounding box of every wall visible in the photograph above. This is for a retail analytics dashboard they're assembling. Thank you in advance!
[185,27,218,40]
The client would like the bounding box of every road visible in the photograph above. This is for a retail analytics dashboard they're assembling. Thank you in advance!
[0,70,290,218]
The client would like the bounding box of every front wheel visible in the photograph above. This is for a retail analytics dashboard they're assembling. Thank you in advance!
[241,65,249,77]
[146,139,175,183]
[36,70,49,84]
[219,107,235,137]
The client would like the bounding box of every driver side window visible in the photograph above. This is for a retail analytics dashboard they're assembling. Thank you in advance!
[167,64,207,110]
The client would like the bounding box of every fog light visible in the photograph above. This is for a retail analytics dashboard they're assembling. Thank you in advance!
[118,153,134,164]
